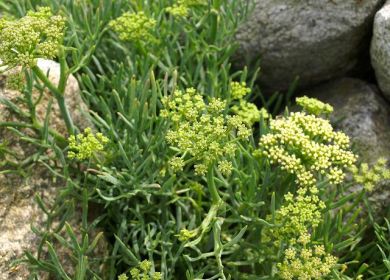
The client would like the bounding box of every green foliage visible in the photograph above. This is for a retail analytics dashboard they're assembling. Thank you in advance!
[0,1,389,280]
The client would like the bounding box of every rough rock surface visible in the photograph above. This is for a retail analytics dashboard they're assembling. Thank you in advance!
[236,0,384,92]
[371,0,390,102]
[0,60,94,279]
[306,78,390,215]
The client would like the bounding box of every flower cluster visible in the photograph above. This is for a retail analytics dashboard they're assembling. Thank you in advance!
[258,110,356,188]
[109,12,156,44]
[0,7,65,67]
[231,100,267,126]
[178,228,197,242]
[258,102,355,279]
[162,88,251,176]
[264,187,338,279]
[229,81,265,126]
[263,186,338,279]
[68,128,109,160]
[118,260,162,280]
[230,81,251,100]
[166,0,208,17]
[296,96,333,116]
[268,189,325,243]
[350,158,390,192]
[278,240,338,280]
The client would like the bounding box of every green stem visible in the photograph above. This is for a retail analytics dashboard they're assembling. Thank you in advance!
[32,65,61,96]
[58,47,69,94]
[0,121,67,146]
[32,65,75,135]
[56,93,75,135]
[207,164,221,204]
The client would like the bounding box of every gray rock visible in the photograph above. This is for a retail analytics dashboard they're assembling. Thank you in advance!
[236,0,384,92]
[0,60,97,279]
[371,0,390,102]
[306,78,390,215]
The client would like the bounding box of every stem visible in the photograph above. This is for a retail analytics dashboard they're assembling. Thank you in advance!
[0,122,66,145]
[32,65,61,96]
[58,47,69,94]
[207,164,221,204]
[32,65,75,135]
[56,93,75,135]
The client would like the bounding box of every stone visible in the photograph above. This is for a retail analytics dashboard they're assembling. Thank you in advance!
[306,78,390,215]
[0,59,98,279]
[371,0,390,102]
[236,0,384,92]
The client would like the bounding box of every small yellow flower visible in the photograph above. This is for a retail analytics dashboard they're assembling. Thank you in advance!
[0,7,65,67]
[296,95,333,116]
[232,101,267,126]
[351,158,390,191]
[109,11,157,44]
[230,81,251,100]
[118,274,128,280]
[166,0,208,18]
[169,157,185,172]
[68,128,109,160]
[257,109,356,188]
[218,160,233,177]
[166,4,189,17]
[162,88,250,175]
[177,228,197,242]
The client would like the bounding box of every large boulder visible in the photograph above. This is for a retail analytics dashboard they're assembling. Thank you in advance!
[236,0,384,92]
[371,0,390,102]
[0,60,97,279]
[306,78,390,215]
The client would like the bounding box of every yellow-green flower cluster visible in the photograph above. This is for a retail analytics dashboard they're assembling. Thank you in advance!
[0,7,65,67]
[231,100,268,126]
[258,103,350,279]
[178,228,197,242]
[263,187,337,279]
[296,96,333,116]
[269,189,325,242]
[166,0,208,17]
[278,240,338,280]
[68,128,109,160]
[350,158,390,192]
[118,260,162,280]
[230,81,251,100]
[162,88,251,176]
[109,12,156,43]
[258,110,356,187]
[229,81,265,126]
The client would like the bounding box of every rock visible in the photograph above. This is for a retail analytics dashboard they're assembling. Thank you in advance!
[236,0,384,92]
[371,0,390,102]
[0,60,97,279]
[0,171,59,280]
[306,78,390,215]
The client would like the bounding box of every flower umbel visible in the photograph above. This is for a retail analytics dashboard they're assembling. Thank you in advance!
[120,260,162,280]
[109,11,157,44]
[296,95,334,116]
[68,128,109,161]
[0,7,65,67]
[167,0,208,17]
[350,158,390,192]
[231,100,267,126]
[257,107,356,188]
[230,81,251,100]
[162,88,250,176]
[278,241,338,280]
